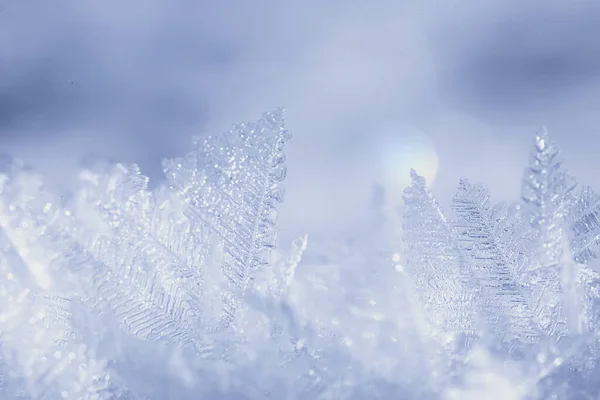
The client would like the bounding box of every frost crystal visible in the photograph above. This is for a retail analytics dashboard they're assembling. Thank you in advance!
[569,185,600,263]
[521,127,577,269]
[402,170,477,342]
[1,113,600,399]
[451,178,538,347]
[162,108,290,331]
[0,110,291,398]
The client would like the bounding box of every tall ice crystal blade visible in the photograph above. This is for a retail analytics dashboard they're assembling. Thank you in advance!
[451,178,539,347]
[519,129,582,342]
[162,108,291,331]
[521,127,577,269]
[569,185,600,263]
[402,170,477,343]
[73,163,216,348]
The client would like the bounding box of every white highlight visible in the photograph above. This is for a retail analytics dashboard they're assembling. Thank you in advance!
[375,125,439,204]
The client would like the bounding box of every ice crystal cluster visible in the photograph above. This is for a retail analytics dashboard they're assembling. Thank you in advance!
[1,110,600,399]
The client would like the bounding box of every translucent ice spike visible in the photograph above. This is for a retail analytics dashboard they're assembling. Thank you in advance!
[521,128,578,269]
[569,185,600,263]
[74,163,211,345]
[162,108,291,331]
[402,170,478,341]
[451,178,539,346]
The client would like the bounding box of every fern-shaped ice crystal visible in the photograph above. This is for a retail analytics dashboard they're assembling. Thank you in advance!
[161,108,291,331]
[569,185,600,263]
[63,109,291,346]
[402,170,477,342]
[521,127,577,269]
[451,178,539,347]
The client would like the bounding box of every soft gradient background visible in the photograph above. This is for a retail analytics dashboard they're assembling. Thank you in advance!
[2,1,600,242]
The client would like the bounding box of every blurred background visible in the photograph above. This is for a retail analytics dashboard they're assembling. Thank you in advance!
[2,0,600,242]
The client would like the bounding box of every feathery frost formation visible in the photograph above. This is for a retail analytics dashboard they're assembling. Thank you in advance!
[451,178,539,348]
[402,129,600,396]
[1,114,600,398]
[521,127,577,269]
[403,170,477,341]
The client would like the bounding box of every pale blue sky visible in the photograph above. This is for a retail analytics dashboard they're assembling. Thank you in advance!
[2,1,600,240]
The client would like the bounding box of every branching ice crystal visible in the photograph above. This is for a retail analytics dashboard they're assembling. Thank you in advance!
[521,127,577,270]
[400,127,600,396]
[0,110,291,399]
[451,178,539,347]
[2,110,600,399]
[72,163,212,347]
[402,170,477,342]
[162,108,290,331]
[569,185,600,263]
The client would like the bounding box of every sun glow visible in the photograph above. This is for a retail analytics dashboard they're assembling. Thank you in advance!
[375,125,439,201]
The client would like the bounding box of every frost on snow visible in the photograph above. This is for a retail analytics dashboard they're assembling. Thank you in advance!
[1,113,600,399]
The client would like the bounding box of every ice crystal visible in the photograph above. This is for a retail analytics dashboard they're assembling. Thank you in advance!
[399,128,600,397]
[521,127,577,269]
[2,112,600,399]
[402,170,478,343]
[451,178,539,348]
[162,107,290,331]
[0,110,292,398]
[569,185,600,263]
